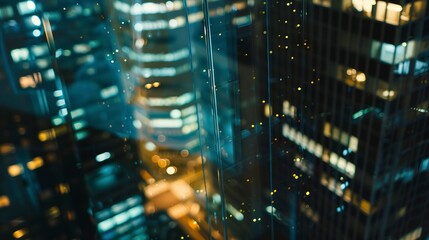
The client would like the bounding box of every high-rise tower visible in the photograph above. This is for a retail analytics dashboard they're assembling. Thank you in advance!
[261,0,429,238]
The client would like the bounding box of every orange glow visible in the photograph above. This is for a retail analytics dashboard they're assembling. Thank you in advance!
[13,229,27,239]
[152,155,160,163]
[0,196,10,208]
[58,183,70,194]
[8,164,23,177]
[0,144,15,155]
[27,157,44,170]
[157,158,169,168]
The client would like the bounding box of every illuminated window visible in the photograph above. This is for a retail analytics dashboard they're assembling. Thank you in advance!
[13,229,27,239]
[0,195,10,208]
[8,164,23,177]
[299,203,319,222]
[400,227,422,240]
[360,199,371,214]
[101,86,119,99]
[95,152,111,162]
[324,122,359,152]
[352,0,425,25]
[73,43,91,54]
[284,124,356,177]
[372,40,417,64]
[343,67,366,90]
[47,206,60,219]
[0,5,14,19]
[283,100,297,118]
[11,48,30,62]
[19,73,42,89]
[312,0,331,7]
[57,183,70,194]
[27,156,44,170]
[376,88,397,100]
[31,44,49,56]
[44,69,56,80]
[38,129,56,142]
[17,1,36,15]
[0,144,15,155]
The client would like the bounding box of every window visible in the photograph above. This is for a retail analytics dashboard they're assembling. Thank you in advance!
[352,0,425,25]
[0,5,14,19]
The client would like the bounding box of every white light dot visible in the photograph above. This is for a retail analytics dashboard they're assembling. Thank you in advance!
[31,15,41,26]
[32,29,41,37]
[166,166,177,175]
[27,1,36,10]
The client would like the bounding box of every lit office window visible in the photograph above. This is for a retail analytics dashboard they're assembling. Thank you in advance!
[0,196,10,208]
[17,1,36,15]
[352,0,425,25]
[400,227,422,240]
[283,100,297,118]
[0,5,14,19]
[8,164,23,177]
[27,156,44,170]
[324,122,358,152]
[11,48,30,62]
[312,0,331,7]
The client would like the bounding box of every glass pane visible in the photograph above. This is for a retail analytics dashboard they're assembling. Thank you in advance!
[1,0,428,239]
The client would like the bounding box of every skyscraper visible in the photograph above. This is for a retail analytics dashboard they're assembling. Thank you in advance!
[261,0,429,238]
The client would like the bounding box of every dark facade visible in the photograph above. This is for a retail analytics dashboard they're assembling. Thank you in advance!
[262,0,429,239]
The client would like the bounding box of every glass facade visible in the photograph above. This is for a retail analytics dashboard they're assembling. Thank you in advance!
[0,0,428,239]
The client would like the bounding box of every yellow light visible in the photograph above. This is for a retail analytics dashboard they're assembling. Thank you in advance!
[387,3,402,12]
[47,206,60,218]
[0,196,10,208]
[356,72,366,82]
[13,229,27,239]
[305,191,310,196]
[144,83,153,89]
[382,90,395,98]
[8,164,23,177]
[38,129,56,142]
[346,68,356,76]
[264,104,272,117]
[58,183,70,194]
[153,82,160,87]
[38,132,49,142]
[27,156,44,170]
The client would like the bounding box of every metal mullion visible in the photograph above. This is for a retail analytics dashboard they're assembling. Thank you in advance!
[350,2,384,240]
[340,3,365,239]
[329,5,352,240]
[373,0,410,238]
[316,4,336,240]
[392,0,424,237]
[303,1,325,239]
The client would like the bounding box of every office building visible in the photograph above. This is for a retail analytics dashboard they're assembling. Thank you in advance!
[260,0,429,239]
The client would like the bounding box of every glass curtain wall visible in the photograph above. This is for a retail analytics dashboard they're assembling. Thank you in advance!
[1,0,429,239]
